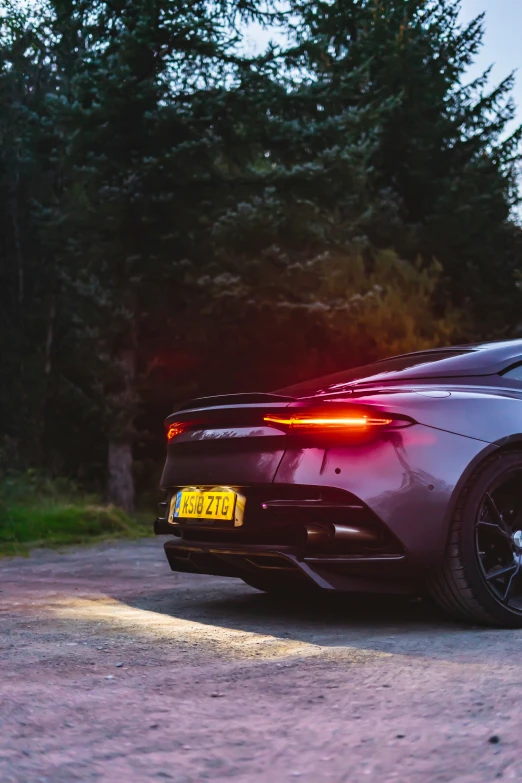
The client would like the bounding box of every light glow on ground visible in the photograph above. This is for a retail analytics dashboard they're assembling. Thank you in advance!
[48,595,392,664]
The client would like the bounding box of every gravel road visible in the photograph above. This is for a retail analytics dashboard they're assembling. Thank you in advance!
[2,537,522,783]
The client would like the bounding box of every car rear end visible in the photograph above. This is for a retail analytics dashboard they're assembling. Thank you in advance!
[155,391,490,594]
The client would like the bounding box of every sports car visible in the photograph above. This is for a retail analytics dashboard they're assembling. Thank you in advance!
[154,339,522,627]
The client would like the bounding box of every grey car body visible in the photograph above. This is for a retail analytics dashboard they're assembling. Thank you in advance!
[155,340,522,626]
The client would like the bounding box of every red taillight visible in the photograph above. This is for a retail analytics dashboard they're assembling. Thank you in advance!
[166,421,188,442]
[263,413,394,431]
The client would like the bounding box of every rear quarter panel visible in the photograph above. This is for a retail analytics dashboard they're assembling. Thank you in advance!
[274,425,496,565]
[349,389,522,444]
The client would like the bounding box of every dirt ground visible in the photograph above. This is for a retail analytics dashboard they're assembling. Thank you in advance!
[2,538,522,783]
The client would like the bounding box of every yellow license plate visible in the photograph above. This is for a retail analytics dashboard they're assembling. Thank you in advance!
[169,488,245,526]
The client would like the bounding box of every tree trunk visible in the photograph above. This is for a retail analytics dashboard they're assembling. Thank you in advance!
[44,294,56,377]
[11,170,24,305]
[107,347,136,512]
[108,440,135,512]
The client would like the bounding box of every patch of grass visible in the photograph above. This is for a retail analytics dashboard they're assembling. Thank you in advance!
[0,471,152,557]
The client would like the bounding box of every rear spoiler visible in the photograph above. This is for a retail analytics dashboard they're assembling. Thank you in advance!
[174,392,296,413]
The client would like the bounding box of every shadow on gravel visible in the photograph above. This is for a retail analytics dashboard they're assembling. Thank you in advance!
[133,586,447,630]
[118,579,503,658]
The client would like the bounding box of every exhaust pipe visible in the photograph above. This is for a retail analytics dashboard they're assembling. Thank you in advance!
[302,524,331,546]
[302,523,379,548]
[331,524,379,543]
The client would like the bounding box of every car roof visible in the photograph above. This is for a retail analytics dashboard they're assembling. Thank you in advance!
[277,339,522,396]
[376,340,522,371]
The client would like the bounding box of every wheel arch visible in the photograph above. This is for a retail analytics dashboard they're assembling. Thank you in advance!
[440,435,522,552]
[429,437,522,626]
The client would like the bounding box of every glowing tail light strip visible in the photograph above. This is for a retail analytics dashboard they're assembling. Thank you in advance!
[166,412,396,441]
[263,414,393,430]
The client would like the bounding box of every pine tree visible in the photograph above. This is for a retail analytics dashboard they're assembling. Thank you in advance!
[0,3,62,469]
[45,0,277,508]
[284,0,522,326]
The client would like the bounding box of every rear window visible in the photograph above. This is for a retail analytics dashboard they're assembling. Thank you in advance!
[277,350,474,396]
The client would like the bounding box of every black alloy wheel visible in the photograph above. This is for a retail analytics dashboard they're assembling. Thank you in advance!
[429,451,522,627]
[475,468,522,611]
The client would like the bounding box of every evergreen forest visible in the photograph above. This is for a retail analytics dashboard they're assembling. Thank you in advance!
[1,0,521,511]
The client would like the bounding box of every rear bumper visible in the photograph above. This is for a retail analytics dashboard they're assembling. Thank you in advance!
[163,538,420,594]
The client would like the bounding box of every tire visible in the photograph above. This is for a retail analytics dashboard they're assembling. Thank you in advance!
[428,450,522,627]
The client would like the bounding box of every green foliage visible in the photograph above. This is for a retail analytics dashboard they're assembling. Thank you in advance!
[184,248,461,391]
[0,469,79,504]
[0,471,149,556]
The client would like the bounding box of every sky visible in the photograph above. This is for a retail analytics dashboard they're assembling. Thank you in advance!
[245,0,522,136]
[460,0,522,136]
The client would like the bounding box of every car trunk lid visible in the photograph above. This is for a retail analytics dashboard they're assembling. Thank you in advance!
[160,394,296,489]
